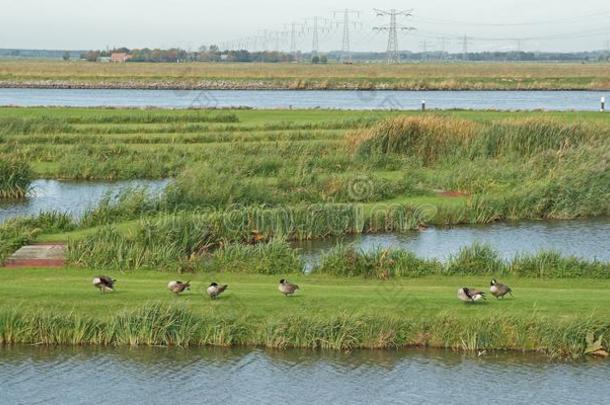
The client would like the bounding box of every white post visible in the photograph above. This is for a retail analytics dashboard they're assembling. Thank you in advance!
[421,100,426,111]
[602,97,606,112]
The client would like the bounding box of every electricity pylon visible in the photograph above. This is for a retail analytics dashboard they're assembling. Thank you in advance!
[304,16,332,57]
[286,22,306,60]
[333,9,360,63]
[373,9,415,64]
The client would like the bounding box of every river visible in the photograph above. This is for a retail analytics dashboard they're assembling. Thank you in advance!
[1,346,609,405]
[0,88,608,110]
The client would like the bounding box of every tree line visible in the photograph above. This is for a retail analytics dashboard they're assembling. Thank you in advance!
[72,46,610,63]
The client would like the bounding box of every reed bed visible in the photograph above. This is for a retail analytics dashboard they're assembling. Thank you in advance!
[0,157,32,199]
[313,244,610,279]
[68,217,609,278]
[354,115,607,163]
[0,304,607,358]
[2,110,608,252]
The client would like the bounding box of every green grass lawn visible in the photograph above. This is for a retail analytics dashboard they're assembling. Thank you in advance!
[2,268,609,321]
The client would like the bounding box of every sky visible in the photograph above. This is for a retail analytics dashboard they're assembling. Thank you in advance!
[1,0,609,52]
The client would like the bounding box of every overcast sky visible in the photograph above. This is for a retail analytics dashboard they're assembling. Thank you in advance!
[1,0,609,52]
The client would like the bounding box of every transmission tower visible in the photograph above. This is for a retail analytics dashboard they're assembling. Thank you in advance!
[304,17,331,57]
[258,30,271,52]
[462,35,469,60]
[290,23,297,56]
[274,31,282,52]
[420,40,428,61]
[437,36,448,60]
[333,9,360,63]
[287,22,305,60]
[373,9,415,64]
[312,17,319,56]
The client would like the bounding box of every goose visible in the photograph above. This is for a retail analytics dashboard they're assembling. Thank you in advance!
[457,287,486,303]
[168,280,190,295]
[206,282,228,300]
[279,279,299,297]
[93,276,115,293]
[490,279,512,299]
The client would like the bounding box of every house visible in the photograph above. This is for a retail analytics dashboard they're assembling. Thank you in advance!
[110,53,132,63]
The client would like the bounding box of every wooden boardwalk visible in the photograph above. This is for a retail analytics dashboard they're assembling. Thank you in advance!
[3,244,66,268]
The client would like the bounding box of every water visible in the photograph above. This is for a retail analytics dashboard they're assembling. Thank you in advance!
[296,218,610,266]
[1,181,608,261]
[0,179,168,223]
[0,346,608,405]
[0,88,608,110]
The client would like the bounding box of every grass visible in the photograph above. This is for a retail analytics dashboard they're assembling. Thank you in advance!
[0,268,609,357]
[1,107,607,260]
[0,157,32,199]
[1,105,608,357]
[1,60,610,90]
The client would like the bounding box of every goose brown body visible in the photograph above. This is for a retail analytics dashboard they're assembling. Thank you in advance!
[490,279,512,299]
[168,280,190,295]
[279,279,299,296]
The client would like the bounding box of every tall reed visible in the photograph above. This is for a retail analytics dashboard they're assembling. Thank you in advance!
[0,305,607,358]
[0,157,32,199]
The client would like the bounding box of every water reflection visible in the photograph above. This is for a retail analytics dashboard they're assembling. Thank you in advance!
[0,179,169,223]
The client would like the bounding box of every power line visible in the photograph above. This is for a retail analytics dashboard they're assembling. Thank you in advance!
[409,27,610,43]
[413,10,610,27]
[373,8,415,64]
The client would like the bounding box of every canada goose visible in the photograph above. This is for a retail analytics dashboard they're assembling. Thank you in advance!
[93,276,115,293]
[279,279,299,296]
[490,279,512,299]
[168,280,190,295]
[207,282,228,300]
[457,287,486,303]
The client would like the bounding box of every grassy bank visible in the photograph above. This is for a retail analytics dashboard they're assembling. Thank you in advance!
[1,60,610,90]
[0,268,609,358]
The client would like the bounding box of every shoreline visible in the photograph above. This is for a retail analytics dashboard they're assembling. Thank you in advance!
[0,304,607,359]
[2,82,610,92]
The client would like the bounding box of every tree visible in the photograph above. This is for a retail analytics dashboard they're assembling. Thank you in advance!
[81,51,100,62]
[62,51,70,61]
[320,55,328,64]
[311,55,320,64]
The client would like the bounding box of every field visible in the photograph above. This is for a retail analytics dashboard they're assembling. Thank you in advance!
[1,60,610,90]
[1,106,609,356]
[0,268,609,358]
